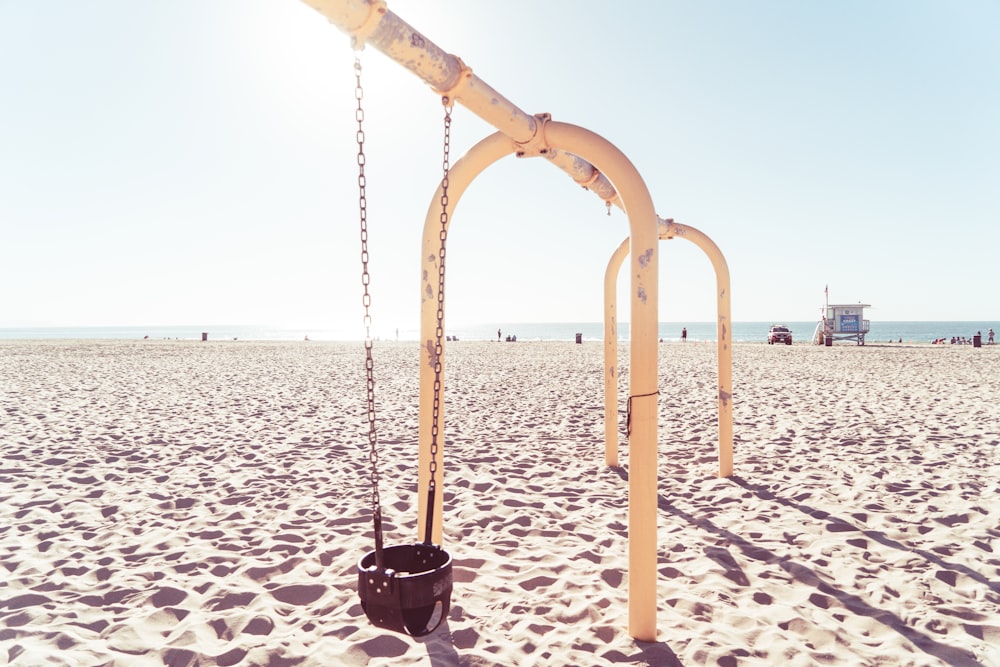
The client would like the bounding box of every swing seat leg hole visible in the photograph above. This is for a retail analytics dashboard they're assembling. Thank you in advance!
[361,600,447,636]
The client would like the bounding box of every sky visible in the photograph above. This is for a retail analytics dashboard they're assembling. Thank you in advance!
[2,0,998,336]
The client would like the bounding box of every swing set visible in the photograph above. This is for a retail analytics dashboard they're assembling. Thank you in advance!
[302,0,733,642]
[353,57,455,635]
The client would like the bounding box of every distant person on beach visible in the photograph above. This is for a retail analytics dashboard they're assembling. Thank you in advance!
[497,328,501,342]
[681,327,687,342]
[990,329,995,344]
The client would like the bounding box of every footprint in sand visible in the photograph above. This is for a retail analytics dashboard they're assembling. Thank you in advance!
[242,615,274,635]
[519,576,557,591]
[1,593,50,610]
[150,586,188,607]
[270,584,326,605]
[209,591,257,611]
[214,647,248,666]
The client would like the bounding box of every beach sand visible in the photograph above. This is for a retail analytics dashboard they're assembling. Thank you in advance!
[1,339,997,666]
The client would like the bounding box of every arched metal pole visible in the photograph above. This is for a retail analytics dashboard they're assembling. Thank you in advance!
[603,218,733,477]
[660,219,733,477]
[419,121,660,641]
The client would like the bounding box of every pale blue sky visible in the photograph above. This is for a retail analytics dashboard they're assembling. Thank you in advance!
[2,1,997,335]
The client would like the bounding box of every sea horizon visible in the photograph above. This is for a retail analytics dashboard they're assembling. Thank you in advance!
[0,321,995,344]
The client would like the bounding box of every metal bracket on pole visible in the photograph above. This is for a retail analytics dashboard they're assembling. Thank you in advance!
[545,148,620,210]
[578,167,602,189]
[513,113,553,158]
[658,216,684,240]
[431,56,473,105]
[346,0,387,51]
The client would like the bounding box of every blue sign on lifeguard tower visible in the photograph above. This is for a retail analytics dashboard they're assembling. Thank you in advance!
[840,314,860,333]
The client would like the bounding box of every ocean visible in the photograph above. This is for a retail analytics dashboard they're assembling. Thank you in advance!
[0,321,995,344]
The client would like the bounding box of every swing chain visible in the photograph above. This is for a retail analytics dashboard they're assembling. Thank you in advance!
[355,52,382,524]
[429,97,453,496]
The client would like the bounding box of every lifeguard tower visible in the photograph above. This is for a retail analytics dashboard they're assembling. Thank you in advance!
[818,302,871,346]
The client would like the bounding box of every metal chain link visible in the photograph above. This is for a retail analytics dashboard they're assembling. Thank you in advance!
[355,53,381,520]
[429,98,453,495]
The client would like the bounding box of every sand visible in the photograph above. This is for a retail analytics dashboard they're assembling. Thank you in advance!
[1,339,997,666]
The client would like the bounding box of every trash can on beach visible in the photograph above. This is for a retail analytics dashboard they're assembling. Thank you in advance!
[825,335,832,347]
[201,332,208,341]
[575,333,582,344]
[974,334,982,348]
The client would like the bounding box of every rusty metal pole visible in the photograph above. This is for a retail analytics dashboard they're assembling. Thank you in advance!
[532,121,660,642]
[298,0,625,206]
[604,239,629,468]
